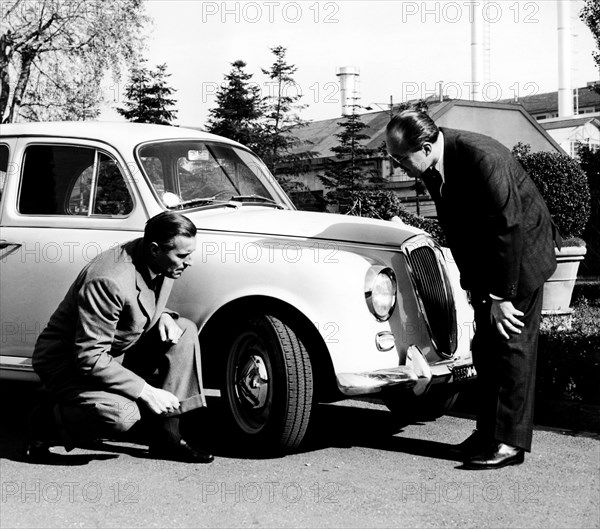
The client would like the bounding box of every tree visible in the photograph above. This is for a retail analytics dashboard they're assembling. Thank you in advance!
[205,60,264,151]
[318,103,380,212]
[580,0,600,95]
[117,61,178,125]
[0,0,148,122]
[259,46,312,170]
[257,45,318,195]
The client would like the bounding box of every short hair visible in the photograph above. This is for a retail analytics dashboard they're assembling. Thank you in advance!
[143,211,196,250]
[386,110,440,150]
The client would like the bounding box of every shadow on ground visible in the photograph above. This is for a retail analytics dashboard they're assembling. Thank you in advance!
[1,380,597,465]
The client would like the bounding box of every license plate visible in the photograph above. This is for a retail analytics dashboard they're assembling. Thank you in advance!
[451,364,477,382]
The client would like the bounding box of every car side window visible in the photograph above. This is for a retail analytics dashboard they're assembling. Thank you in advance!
[0,144,8,204]
[90,153,133,215]
[19,145,133,216]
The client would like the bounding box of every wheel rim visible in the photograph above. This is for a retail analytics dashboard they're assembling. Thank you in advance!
[227,330,274,434]
[237,354,269,409]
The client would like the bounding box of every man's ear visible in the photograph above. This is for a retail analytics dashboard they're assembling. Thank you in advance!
[148,242,161,260]
[422,142,433,156]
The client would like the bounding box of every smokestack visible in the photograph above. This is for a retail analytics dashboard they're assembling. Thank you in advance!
[336,66,360,116]
[557,0,574,117]
[470,1,484,101]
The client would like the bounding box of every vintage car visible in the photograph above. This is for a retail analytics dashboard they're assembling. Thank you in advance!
[0,122,476,452]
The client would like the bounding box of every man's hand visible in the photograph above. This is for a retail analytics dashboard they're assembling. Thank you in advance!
[490,299,525,340]
[138,382,180,415]
[157,313,183,344]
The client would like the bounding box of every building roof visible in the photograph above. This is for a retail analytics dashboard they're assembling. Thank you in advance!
[539,114,600,131]
[498,84,600,114]
[291,99,564,158]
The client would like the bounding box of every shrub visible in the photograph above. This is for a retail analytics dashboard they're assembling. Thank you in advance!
[347,190,448,246]
[537,298,600,404]
[512,144,591,240]
[345,189,404,220]
[392,207,447,247]
[576,143,600,276]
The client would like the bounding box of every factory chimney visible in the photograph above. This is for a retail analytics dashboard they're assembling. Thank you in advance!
[336,66,360,116]
[557,0,574,117]
[470,2,484,101]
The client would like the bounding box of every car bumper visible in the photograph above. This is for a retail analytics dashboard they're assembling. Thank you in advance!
[336,345,476,396]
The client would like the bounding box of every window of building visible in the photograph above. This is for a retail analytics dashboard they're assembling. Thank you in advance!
[19,145,133,216]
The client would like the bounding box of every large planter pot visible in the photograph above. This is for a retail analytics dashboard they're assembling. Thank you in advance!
[542,245,587,314]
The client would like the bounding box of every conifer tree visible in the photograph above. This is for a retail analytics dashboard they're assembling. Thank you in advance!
[117,60,177,125]
[205,60,263,150]
[259,46,311,173]
[318,102,379,212]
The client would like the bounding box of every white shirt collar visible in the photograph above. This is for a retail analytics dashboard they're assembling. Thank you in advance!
[433,130,445,182]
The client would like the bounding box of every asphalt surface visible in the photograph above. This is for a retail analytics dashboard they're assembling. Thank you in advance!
[0,382,598,529]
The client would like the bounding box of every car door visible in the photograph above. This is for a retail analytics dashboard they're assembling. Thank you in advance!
[0,137,148,364]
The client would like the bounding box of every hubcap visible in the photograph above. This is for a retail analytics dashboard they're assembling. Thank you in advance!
[236,354,269,409]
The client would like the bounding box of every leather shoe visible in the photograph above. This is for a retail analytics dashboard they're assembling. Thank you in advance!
[463,443,525,470]
[24,440,61,464]
[448,429,495,458]
[150,438,214,464]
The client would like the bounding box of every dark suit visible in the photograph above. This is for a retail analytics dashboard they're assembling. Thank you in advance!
[33,238,206,449]
[424,128,558,451]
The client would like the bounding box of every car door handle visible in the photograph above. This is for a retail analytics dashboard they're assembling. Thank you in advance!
[0,239,22,249]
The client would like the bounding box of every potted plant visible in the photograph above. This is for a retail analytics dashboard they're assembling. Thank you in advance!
[512,143,591,315]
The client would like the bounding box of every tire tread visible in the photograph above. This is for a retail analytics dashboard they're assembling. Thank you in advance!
[265,315,313,450]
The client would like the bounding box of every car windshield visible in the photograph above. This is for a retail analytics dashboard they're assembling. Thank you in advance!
[136,140,293,210]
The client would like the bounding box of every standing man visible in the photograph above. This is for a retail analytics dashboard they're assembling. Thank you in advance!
[29,211,213,463]
[386,110,559,469]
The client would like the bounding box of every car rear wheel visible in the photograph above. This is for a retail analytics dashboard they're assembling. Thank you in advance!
[221,314,313,453]
[381,384,459,422]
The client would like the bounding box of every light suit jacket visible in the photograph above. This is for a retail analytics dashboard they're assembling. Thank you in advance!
[33,238,176,399]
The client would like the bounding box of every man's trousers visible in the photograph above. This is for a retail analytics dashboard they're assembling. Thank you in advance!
[470,287,544,452]
[42,318,206,450]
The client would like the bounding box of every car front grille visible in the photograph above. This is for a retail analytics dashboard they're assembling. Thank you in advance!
[404,243,457,358]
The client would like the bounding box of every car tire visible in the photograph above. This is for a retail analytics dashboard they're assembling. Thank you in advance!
[221,314,313,453]
[381,384,459,423]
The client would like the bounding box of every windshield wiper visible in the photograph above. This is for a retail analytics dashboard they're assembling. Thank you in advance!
[230,195,284,208]
[167,196,238,209]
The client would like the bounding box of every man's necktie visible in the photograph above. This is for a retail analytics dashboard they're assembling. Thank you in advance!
[151,275,163,298]
[424,166,444,202]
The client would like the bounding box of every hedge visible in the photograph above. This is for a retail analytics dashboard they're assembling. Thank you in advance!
[536,296,600,404]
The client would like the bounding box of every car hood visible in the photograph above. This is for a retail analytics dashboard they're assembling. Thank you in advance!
[187,207,426,248]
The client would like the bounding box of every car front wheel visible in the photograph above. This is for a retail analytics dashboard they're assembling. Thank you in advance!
[222,314,313,453]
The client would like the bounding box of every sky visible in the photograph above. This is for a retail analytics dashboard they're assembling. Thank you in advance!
[102,0,599,127]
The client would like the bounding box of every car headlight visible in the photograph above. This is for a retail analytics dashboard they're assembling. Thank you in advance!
[365,266,397,321]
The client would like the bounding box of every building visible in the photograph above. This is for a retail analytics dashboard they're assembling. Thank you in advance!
[539,114,600,158]
[284,98,564,215]
[502,82,600,121]
[498,82,600,158]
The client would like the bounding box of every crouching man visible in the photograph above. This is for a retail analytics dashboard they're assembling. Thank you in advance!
[28,211,213,464]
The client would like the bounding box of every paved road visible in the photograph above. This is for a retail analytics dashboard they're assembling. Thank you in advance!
[1,382,598,529]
